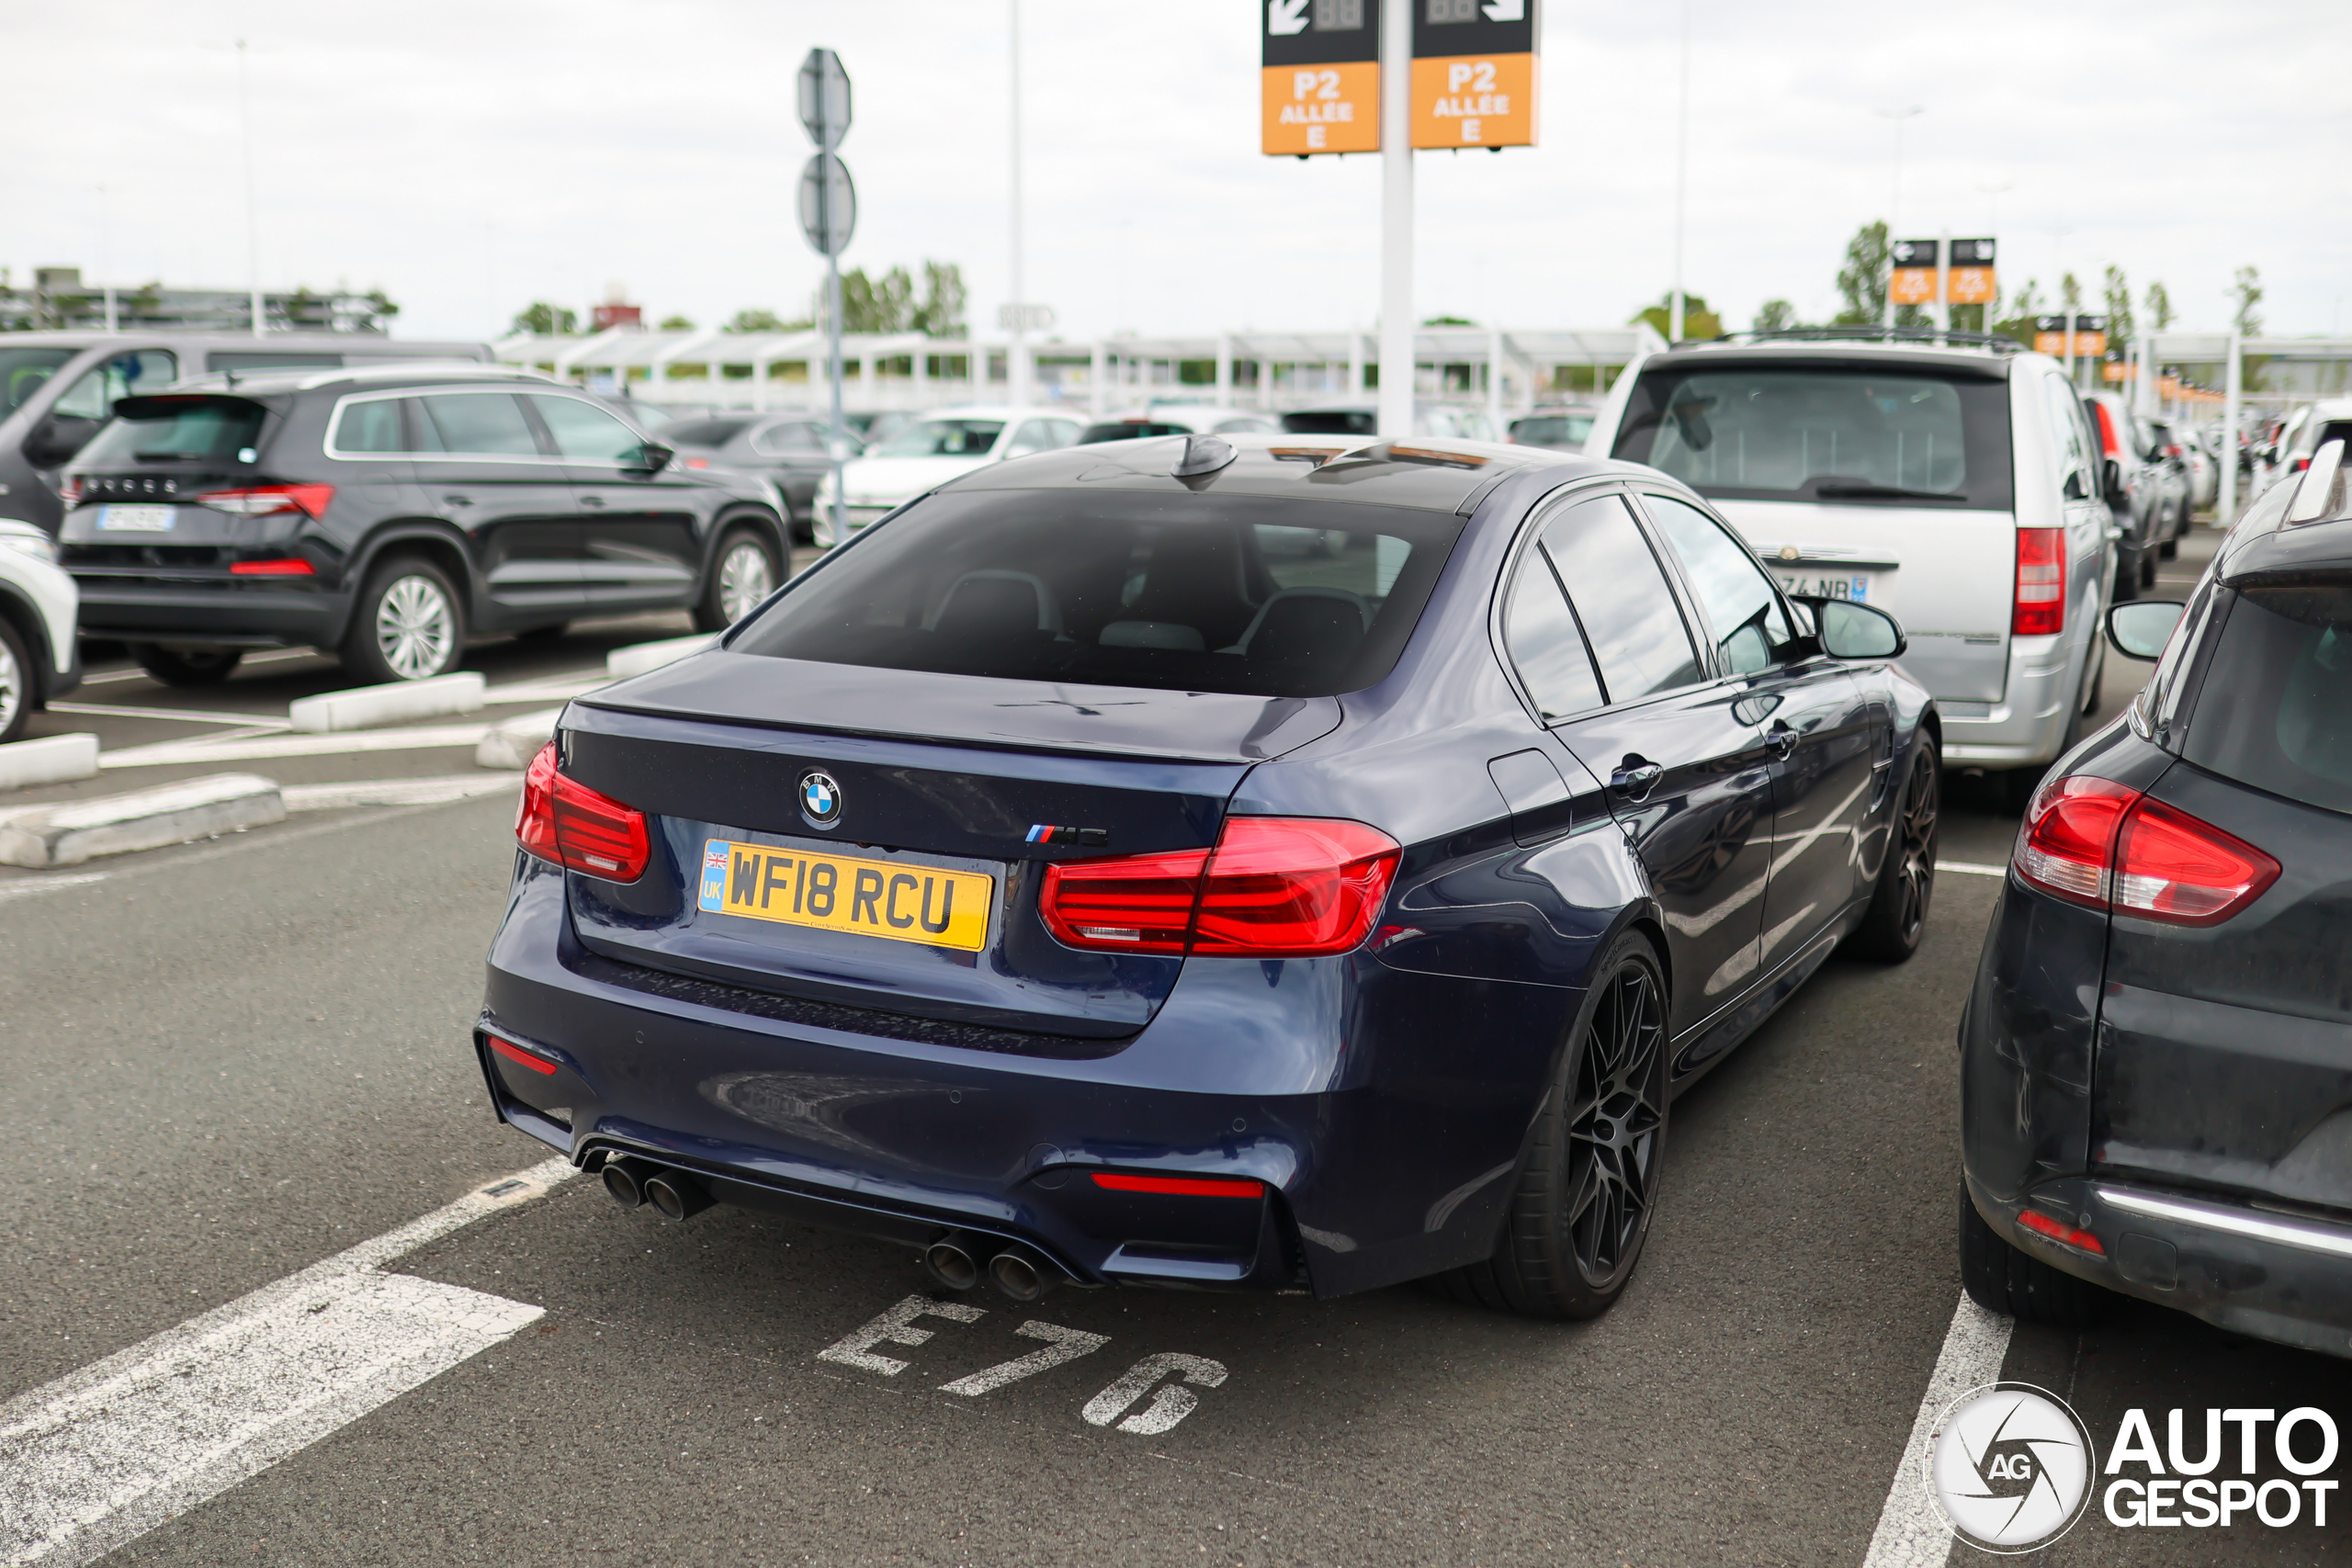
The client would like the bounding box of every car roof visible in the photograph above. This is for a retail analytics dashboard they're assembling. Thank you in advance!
[1639,339,2019,380]
[164,363,559,398]
[0,330,491,354]
[2218,475,2352,581]
[944,431,1595,513]
[891,405,1069,422]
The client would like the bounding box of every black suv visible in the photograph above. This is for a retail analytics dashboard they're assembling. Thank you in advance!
[58,367,789,684]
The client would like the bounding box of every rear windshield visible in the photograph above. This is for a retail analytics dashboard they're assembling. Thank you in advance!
[1611,363,2014,510]
[1510,413,1593,447]
[664,418,752,446]
[2183,581,2352,816]
[875,419,1003,457]
[75,396,269,466]
[731,489,1465,697]
[1282,410,1377,437]
[1080,422,1190,442]
[0,347,75,414]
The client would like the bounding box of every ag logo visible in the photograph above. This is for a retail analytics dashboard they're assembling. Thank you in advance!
[799,770,842,829]
[1926,1382,2097,1552]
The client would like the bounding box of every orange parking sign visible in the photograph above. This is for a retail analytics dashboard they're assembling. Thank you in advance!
[1262,61,1383,155]
[1408,52,1537,148]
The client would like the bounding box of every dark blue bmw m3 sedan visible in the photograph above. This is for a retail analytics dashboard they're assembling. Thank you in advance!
[475,433,1939,1317]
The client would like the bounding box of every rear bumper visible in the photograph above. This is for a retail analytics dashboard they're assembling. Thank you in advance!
[478,859,1574,1298]
[69,575,348,648]
[1939,634,2079,770]
[1968,1172,2352,1359]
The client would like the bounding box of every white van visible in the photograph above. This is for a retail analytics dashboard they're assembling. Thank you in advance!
[1588,335,2118,798]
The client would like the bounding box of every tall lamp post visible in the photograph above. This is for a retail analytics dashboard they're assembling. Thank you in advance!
[1668,0,1691,344]
[1875,105,1922,331]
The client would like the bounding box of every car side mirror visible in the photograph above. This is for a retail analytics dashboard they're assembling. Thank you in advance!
[2107,600,2184,660]
[1791,594,1905,659]
[627,441,674,473]
[23,415,96,469]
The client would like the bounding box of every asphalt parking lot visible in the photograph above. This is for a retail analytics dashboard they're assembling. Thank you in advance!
[5,526,2347,1567]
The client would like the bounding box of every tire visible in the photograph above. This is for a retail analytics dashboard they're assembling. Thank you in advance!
[0,615,30,745]
[341,555,465,682]
[130,642,244,688]
[2141,542,2158,590]
[1433,931,1669,1319]
[1959,1184,2111,1328]
[2110,539,2140,604]
[694,525,780,633]
[1848,736,1939,963]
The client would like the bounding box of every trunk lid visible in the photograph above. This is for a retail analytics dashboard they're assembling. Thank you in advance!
[1713,498,2016,704]
[558,654,1340,1041]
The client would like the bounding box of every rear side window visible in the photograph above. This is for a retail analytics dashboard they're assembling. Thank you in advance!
[751,421,825,456]
[2180,581,2352,816]
[1081,422,1189,443]
[76,395,268,466]
[731,490,1464,698]
[1611,363,2015,510]
[334,398,405,453]
[414,392,541,457]
[1503,547,1605,718]
[874,419,1004,457]
[1537,494,1702,701]
[530,395,642,462]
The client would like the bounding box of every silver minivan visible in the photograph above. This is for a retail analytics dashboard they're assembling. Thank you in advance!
[1588,336,2116,798]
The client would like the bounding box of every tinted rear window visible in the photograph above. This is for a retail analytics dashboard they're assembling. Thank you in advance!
[665,418,753,446]
[1080,422,1190,442]
[76,396,268,466]
[1611,363,2014,510]
[1282,410,1377,436]
[2183,581,2352,816]
[732,489,1464,697]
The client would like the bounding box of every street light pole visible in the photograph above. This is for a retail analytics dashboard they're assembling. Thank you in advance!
[1876,106,1921,332]
[237,39,263,338]
[1007,0,1029,409]
[1668,0,1690,344]
[1376,0,1413,438]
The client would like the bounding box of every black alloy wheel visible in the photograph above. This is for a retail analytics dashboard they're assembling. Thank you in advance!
[1432,931,1669,1319]
[1851,739,1939,961]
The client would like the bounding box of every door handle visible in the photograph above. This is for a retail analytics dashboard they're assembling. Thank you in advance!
[443,494,471,507]
[580,494,605,507]
[1609,758,1665,800]
[1765,721,1798,758]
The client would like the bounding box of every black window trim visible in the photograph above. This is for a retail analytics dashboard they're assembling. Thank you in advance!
[324,385,641,466]
[1625,485,1810,684]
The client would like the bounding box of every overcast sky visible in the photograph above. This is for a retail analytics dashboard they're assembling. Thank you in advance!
[6,0,2347,344]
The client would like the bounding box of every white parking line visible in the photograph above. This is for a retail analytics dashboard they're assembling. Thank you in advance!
[1859,1293,2015,1568]
[47,703,293,729]
[281,774,519,812]
[1940,862,2005,877]
[97,724,495,769]
[0,1159,574,1568]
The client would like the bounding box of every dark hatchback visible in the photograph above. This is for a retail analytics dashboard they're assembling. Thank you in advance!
[1962,449,2352,1358]
[478,434,1939,1315]
[57,367,787,685]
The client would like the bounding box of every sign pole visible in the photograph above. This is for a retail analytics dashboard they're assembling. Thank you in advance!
[797,48,855,545]
[1008,0,1029,410]
[1377,0,1413,439]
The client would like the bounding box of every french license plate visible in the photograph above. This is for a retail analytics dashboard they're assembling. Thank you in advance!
[96,504,175,532]
[1776,570,1874,603]
[697,839,993,953]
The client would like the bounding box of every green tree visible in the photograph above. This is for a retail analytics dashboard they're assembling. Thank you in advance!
[1991,279,2042,347]
[1422,314,1475,326]
[1633,292,1722,340]
[1830,221,1928,328]
[1752,299,1800,332]
[725,307,808,334]
[2144,281,2174,332]
[2102,265,2134,347]
[842,265,916,333]
[912,260,967,338]
[657,313,695,331]
[513,301,578,335]
[2231,265,2264,336]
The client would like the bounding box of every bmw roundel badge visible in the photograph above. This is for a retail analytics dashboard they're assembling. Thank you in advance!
[798,770,842,828]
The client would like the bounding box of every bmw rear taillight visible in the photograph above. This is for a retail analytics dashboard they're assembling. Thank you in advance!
[517,741,650,880]
[2012,774,2278,926]
[1040,817,1400,959]
[2013,526,2064,637]
[196,483,335,519]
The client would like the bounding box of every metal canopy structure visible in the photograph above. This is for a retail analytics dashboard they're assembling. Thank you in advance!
[2143,332,2352,517]
[492,322,1664,422]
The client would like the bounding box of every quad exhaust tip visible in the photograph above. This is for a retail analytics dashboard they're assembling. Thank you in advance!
[644,1168,715,1222]
[601,1156,651,1209]
[922,1238,980,1292]
[988,1247,1052,1303]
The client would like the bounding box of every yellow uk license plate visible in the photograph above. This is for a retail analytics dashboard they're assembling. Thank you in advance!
[696,839,993,953]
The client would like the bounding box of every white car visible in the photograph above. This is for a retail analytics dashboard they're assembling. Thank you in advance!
[0,520,81,746]
[812,406,1083,546]
[1587,334,2119,802]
